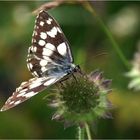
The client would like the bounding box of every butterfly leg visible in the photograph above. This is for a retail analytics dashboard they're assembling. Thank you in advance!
[59,81,64,87]
[71,73,78,82]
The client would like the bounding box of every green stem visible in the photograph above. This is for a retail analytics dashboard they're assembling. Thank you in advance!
[77,126,85,140]
[83,2,131,70]
[85,122,92,140]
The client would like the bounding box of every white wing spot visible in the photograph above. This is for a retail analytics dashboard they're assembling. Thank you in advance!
[31,38,34,42]
[40,59,48,66]
[35,31,38,36]
[33,46,37,52]
[17,91,26,97]
[23,91,37,98]
[28,47,31,53]
[27,57,31,62]
[33,30,37,36]
[42,56,52,61]
[21,88,28,93]
[33,71,39,77]
[14,100,22,105]
[29,81,42,89]
[32,38,36,43]
[36,14,39,18]
[29,46,34,52]
[6,97,11,103]
[27,63,30,70]
[44,78,56,86]
[40,21,44,26]
[28,63,33,69]
[38,40,46,46]
[45,43,56,51]
[42,48,53,56]
[9,101,14,105]
[40,32,47,40]
[41,66,47,72]
[57,27,62,33]
[41,67,46,72]
[21,81,28,86]
[46,18,52,24]
[47,27,58,38]
[16,87,22,92]
[57,43,67,56]
[29,78,35,82]
[39,10,43,14]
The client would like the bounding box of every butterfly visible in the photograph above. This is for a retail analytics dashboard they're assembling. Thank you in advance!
[1,10,80,111]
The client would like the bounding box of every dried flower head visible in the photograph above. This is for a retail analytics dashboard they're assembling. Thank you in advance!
[45,70,112,128]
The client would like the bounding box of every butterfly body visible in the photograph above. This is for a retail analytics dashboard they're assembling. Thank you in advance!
[1,10,80,111]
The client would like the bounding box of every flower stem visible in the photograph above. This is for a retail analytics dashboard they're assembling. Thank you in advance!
[83,2,131,70]
[85,122,92,140]
[77,126,85,140]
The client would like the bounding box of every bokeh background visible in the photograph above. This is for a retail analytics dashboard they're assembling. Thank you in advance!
[0,1,140,139]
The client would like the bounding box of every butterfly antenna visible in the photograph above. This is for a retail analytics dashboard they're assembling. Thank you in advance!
[93,52,109,59]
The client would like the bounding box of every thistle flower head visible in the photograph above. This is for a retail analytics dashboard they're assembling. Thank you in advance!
[46,70,112,127]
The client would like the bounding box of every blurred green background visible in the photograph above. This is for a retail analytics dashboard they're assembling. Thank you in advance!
[0,1,140,139]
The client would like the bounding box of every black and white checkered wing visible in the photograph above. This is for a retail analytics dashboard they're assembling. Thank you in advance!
[27,10,73,77]
[1,75,65,111]
[1,10,74,111]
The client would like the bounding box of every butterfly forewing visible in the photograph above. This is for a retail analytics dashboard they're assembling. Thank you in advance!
[27,10,73,77]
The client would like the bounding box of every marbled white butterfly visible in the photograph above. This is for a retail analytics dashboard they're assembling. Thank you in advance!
[1,10,80,111]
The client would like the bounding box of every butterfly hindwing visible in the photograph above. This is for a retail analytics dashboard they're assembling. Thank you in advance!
[1,74,66,111]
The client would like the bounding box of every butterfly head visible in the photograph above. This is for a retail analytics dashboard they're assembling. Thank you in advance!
[70,64,81,74]
[74,65,81,72]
